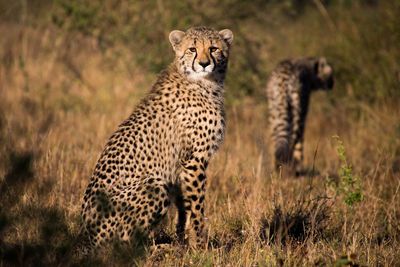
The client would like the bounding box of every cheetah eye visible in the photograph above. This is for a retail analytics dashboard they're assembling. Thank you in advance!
[209,47,218,53]
[189,47,197,53]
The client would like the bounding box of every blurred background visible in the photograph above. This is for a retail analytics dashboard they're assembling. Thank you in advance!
[0,0,399,266]
[1,0,399,100]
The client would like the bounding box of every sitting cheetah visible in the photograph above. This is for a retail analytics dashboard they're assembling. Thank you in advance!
[76,26,233,254]
[266,57,334,175]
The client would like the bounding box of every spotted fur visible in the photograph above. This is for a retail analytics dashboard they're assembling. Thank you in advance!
[266,57,334,174]
[77,26,233,254]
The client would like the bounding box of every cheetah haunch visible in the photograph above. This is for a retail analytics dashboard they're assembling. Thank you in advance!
[77,26,233,254]
[266,57,334,175]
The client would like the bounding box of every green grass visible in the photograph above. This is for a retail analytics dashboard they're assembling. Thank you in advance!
[331,135,364,207]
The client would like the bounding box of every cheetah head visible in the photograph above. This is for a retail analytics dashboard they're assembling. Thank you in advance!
[312,57,334,90]
[169,26,233,82]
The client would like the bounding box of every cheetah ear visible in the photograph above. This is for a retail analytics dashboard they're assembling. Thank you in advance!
[219,29,234,46]
[169,30,185,50]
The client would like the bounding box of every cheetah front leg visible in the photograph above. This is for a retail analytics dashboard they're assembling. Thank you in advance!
[292,114,306,176]
[290,94,305,176]
[176,156,208,248]
[292,140,304,175]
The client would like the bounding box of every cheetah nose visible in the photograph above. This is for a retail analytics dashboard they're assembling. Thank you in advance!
[199,60,210,68]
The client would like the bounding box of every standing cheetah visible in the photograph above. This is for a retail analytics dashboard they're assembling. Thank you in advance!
[77,26,233,253]
[266,57,334,175]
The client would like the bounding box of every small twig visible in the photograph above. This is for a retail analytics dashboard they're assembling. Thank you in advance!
[305,139,320,196]
[63,57,96,92]
[312,0,337,32]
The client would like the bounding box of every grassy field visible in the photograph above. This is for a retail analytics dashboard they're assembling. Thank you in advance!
[1,1,400,266]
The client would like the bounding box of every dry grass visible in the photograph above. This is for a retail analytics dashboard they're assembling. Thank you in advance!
[1,22,400,266]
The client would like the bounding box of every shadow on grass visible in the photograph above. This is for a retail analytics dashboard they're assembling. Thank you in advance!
[0,150,75,266]
[260,197,330,246]
[295,167,320,178]
[0,151,149,266]
[0,151,36,236]
[0,143,153,264]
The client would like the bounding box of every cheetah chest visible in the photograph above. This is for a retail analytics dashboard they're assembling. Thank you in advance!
[177,96,224,156]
